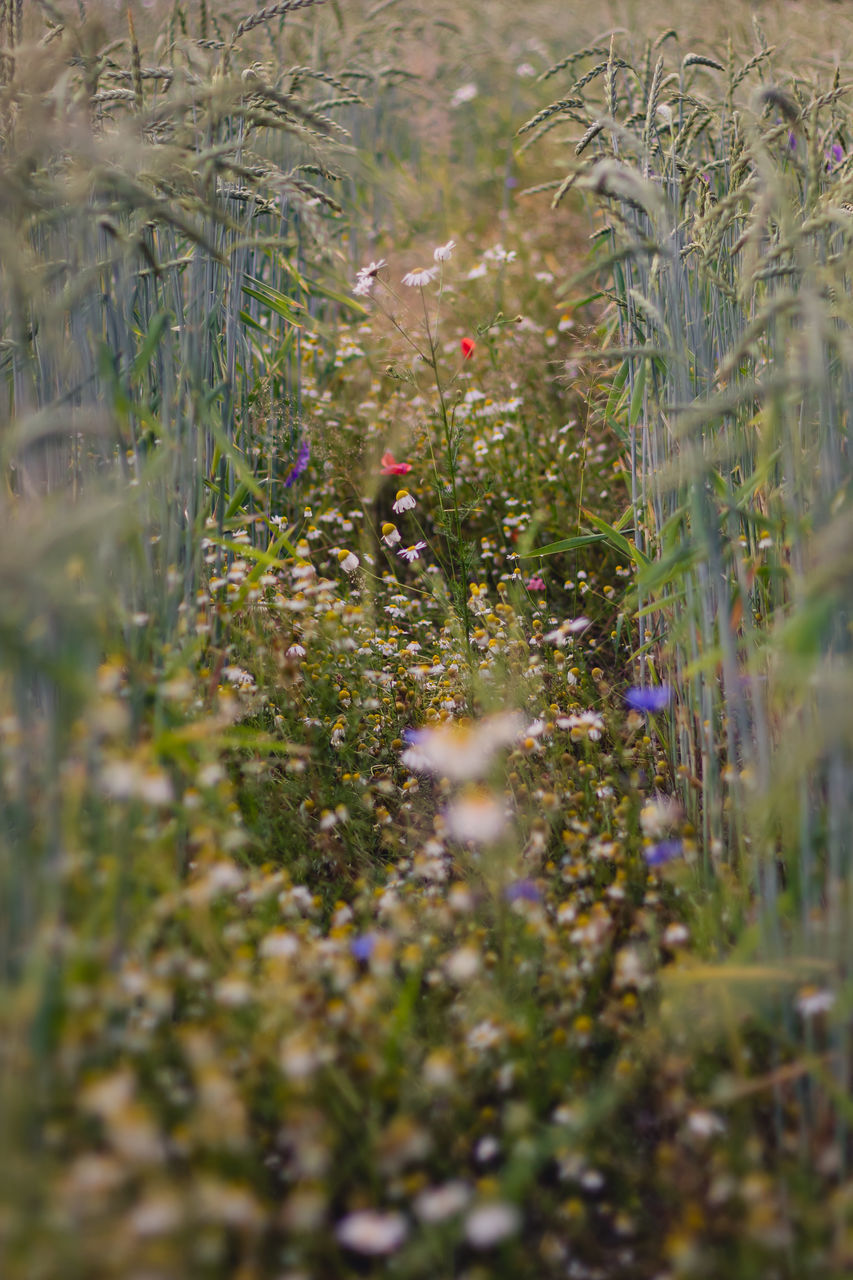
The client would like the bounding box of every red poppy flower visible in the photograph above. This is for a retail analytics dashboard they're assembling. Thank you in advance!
[460,337,476,359]
[380,450,412,475]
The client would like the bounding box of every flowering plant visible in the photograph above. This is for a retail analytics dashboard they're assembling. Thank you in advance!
[353,238,478,648]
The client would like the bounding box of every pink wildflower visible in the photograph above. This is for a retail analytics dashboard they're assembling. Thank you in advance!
[380,450,412,476]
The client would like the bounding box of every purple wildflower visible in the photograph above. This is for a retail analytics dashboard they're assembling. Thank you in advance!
[625,684,671,713]
[788,131,797,151]
[283,437,310,489]
[645,838,683,867]
[826,142,844,172]
[504,879,542,904]
[350,933,377,962]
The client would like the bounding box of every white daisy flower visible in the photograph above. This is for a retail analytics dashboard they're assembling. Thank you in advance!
[464,1202,521,1248]
[335,1210,408,1255]
[443,945,481,983]
[544,616,591,644]
[450,82,478,107]
[639,794,681,838]
[443,788,507,844]
[336,549,359,574]
[401,266,438,288]
[433,239,456,262]
[796,987,836,1018]
[686,1109,726,1139]
[397,541,426,562]
[356,258,385,281]
[392,489,416,513]
[353,259,387,296]
[414,1181,472,1223]
[556,710,605,741]
[467,1021,502,1053]
[400,711,524,781]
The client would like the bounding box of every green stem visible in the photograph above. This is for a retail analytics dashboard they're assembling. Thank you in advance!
[419,285,472,655]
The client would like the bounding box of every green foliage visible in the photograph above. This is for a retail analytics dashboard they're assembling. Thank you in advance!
[527,22,853,915]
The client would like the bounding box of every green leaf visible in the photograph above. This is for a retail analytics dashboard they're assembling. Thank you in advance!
[638,542,698,593]
[239,309,270,336]
[777,596,838,658]
[243,277,303,326]
[305,275,369,313]
[270,253,369,316]
[612,503,635,533]
[130,310,171,383]
[206,420,266,504]
[204,522,301,585]
[582,508,651,567]
[605,358,629,421]
[628,357,647,427]
[518,533,606,559]
[682,644,724,679]
[570,291,606,309]
[226,481,253,519]
[635,591,685,618]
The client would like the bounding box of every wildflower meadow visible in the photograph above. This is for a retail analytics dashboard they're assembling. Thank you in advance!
[2,0,853,1276]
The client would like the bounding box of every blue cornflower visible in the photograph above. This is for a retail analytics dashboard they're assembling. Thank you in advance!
[504,879,542,904]
[645,838,682,867]
[350,933,377,962]
[283,438,310,489]
[826,142,844,172]
[625,684,671,713]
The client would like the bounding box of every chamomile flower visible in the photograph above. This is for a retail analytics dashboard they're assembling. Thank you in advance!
[433,239,456,262]
[335,1210,408,1255]
[336,549,360,574]
[392,489,416,513]
[639,795,681,838]
[402,266,438,288]
[796,986,836,1018]
[398,541,427,563]
[557,711,605,741]
[450,82,478,107]
[381,522,401,547]
[465,1202,521,1248]
[358,258,386,277]
[400,712,524,780]
[443,787,507,844]
[414,1181,472,1223]
[544,617,591,645]
[353,259,386,296]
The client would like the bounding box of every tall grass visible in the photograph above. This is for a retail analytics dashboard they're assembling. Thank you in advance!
[0,0,388,975]
[524,19,853,1122]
